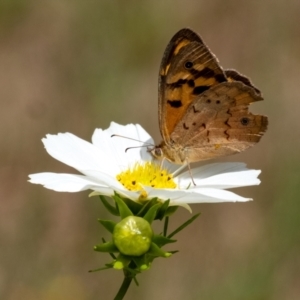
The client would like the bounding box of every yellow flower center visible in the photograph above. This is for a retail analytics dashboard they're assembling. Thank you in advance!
[116,162,176,199]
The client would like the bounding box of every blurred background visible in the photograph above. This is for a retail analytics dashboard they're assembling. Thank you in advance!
[1,1,299,299]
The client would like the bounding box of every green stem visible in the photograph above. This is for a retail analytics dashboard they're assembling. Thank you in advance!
[167,213,200,238]
[163,216,169,236]
[114,272,133,300]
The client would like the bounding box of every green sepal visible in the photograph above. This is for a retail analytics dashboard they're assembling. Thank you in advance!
[165,205,179,216]
[101,238,116,259]
[113,254,131,270]
[152,234,176,247]
[143,203,161,224]
[98,219,116,233]
[123,198,143,215]
[131,256,151,271]
[99,196,119,216]
[113,193,133,219]
[156,199,170,220]
[136,198,158,217]
[94,241,119,253]
[168,212,201,238]
[148,242,172,258]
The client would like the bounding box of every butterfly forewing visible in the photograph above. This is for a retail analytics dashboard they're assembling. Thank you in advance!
[158,28,227,143]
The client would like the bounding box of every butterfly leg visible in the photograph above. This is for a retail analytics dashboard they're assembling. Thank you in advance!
[172,164,187,177]
[186,159,196,186]
[171,161,196,186]
[159,157,166,169]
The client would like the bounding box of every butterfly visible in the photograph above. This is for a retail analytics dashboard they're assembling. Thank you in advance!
[151,28,268,165]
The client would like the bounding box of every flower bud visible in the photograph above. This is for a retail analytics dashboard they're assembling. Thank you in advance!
[113,216,153,256]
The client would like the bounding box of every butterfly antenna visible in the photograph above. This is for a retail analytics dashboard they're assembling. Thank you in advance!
[125,145,149,153]
[111,134,153,146]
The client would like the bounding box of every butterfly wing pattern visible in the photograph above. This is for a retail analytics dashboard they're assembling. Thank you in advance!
[158,28,227,143]
[155,28,268,164]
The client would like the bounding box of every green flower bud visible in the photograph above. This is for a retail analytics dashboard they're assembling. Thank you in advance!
[113,216,153,256]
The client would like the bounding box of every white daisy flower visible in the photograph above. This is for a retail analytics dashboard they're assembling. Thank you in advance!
[29,122,261,211]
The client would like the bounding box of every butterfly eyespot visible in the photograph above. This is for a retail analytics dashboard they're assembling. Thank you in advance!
[240,117,250,126]
[216,100,221,104]
[206,99,211,103]
[184,61,193,69]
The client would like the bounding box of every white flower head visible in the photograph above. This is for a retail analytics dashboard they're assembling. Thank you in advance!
[29,122,261,211]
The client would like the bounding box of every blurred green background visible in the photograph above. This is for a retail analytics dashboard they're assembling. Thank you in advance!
[1,1,299,299]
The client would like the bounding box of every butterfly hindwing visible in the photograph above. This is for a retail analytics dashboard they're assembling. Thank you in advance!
[170,81,268,161]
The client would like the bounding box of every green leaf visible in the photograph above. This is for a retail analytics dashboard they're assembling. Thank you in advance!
[124,198,143,215]
[152,234,176,247]
[167,212,201,238]
[143,203,161,224]
[133,276,139,286]
[99,196,119,216]
[165,205,179,216]
[156,199,170,220]
[148,242,172,258]
[113,193,133,219]
[94,241,119,253]
[88,265,113,272]
[98,219,117,233]
[137,198,158,217]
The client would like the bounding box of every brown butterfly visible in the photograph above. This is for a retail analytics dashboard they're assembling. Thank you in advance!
[151,28,268,165]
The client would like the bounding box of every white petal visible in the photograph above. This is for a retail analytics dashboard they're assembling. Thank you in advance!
[79,170,123,188]
[144,186,251,205]
[92,122,154,169]
[181,162,249,179]
[28,173,112,193]
[90,186,141,200]
[183,188,251,203]
[42,133,119,176]
[90,188,141,201]
[178,163,260,189]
